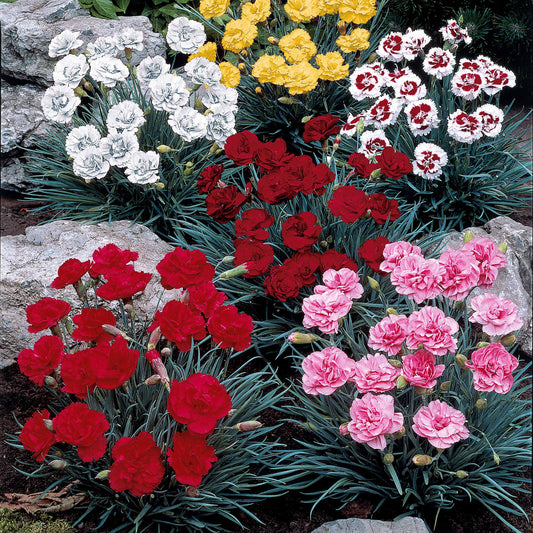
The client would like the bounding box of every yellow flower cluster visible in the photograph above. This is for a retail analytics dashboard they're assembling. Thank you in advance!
[199,0,230,19]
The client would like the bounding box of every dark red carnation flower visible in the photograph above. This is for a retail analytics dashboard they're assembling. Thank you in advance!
[256,169,298,204]
[150,300,206,351]
[348,152,377,179]
[205,185,246,223]
[285,155,315,193]
[60,348,98,398]
[233,238,274,277]
[304,163,336,195]
[264,264,304,301]
[207,304,253,351]
[224,131,262,165]
[188,282,227,318]
[167,430,217,487]
[283,250,321,286]
[368,193,401,225]
[51,258,90,289]
[90,243,138,278]
[197,164,224,194]
[328,186,369,224]
[302,114,341,143]
[95,264,152,300]
[375,146,413,179]
[319,249,359,273]
[19,409,55,462]
[109,431,165,497]
[358,236,390,275]
[167,373,232,434]
[18,335,64,386]
[72,308,116,344]
[157,247,214,290]
[234,208,274,241]
[53,402,110,462]
[26,297,71,333]
[255,138,294,173]
[282,212,322,251]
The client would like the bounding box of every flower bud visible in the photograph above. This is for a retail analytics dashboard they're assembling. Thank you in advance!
[415,386,433,396]
[227,409,237,417]
[240,49,248,57]
[218,264,248,280]
[277,96,299,105]
[493,453,500,465]
[102,324,132,341]
[367,52,378,63]
[49,459,68,470]
[144,374,162,386]
[155,182,165,190]
[393,426,406,439]
[412,454,433,466]
[498,242,508,254]
[463,230,474,243]
[339,423,349,435]
[184,166,194,176]
[388,359,402,368]
[475,398,487,410]
[267,36,279,45]
[301,115,313,124]
[367,276,380,291]
[255,86,265,97]
[222,255,235,264]
[238,62,246,73]
[386,307,399,316]
[500,333,516,347]
[233,421,263,432]
[147,327,162,350]
[83,81,94,92]
[456,470,469,479]
[95,469,110,480]
[356,118,365,135]
[369,168,381,180]
[157,145,172,153]
[185,486,200,497]
[476,341,490,348]
[43,419,54,432]
[44,375,59,389]
[455,354,468,369]
[288,332,319,344]
[454,300,465,310]
[161,347,172,357]
[74,87,88,98]
[396,376,408,389]
[209,142,220,154]
[337,20,346,35]
[382,453,394,465]
[439,381,451,391]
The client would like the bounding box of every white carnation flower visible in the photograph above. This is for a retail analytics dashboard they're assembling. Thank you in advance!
[359,130,390,157]
[117,27,144,51]
[402,29,431,61]
[136,55,170,91]
[106,100,146,133]
[404,99,440,136]
[413,142,448,180]
[168,107,208,142]
[48,30,83,58]
[349,65,385,101]
[393,74,427,102]
[166,17,206,54]
[149,74,189,113]
[197,83,238,113]
[205,110,236,147]
[100,130,139,167]
[41,85,81,124]
[53,54,89,89]
[90,57,129,87]
[377,32,404,62]
[474,104,505,138]
[365,96,403,128]
[125,151,160,184]
[65,125,101,158]
[184,57,222,86]
[340,113,367,137]
[423,48,456,79]
[72,146,110,181]
[86,36,120,61]
[447,109,483,144]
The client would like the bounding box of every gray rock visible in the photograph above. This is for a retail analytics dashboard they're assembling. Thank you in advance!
[443,216,532,356]
[1,158,27,192]
[0,220,186,369]
[312,517,430,533]
[1,0,166,86]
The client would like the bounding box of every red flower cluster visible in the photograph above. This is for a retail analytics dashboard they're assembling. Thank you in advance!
[18,335,64,386]
[302,114,341,143]
[197,164,224,193]
[26,297,71,333]
[375,147,413,179]
[359,236,390,275]
[19,409,55,462]
[72,308,116,344]
[235,208,274,241]
[51,258,90,289]
[206,185,247,223]
[282,212,322,251]
[234,238,274,277]
[157,247,215,290]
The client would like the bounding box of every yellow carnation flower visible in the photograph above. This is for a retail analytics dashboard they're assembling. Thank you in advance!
[284,0,321,22]
[323,0,340,14]
[336,28,370,53]
[284,62,320,95]
[338,0,377,24]
[219,61,241,87]
[242,0,271,24]
[199,0,230,19]
[252,54,288,85]
[315,51,349,81]
[222,19,258,53]
[187,42,217,62]
[278,29,317,65]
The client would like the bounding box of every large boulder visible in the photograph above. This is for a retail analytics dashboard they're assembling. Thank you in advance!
[312,517,430,533]
[0,220,184,369]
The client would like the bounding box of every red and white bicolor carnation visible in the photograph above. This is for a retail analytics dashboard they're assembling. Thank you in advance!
[482,64,516,95]
[377,32,404,62]
[340,112,367,137]
[439,19,472,45]
[474,104,504,137]
[412,142,448,180]
[447,110,483,143]
[366,96,402,128]
[423,48,456,79]
[451,69,485,100]
[359,129,390,157]
[404,99,440,136]
[385,66,414,88]
[393,73,427,102]
[367,61,388,77]
[349,65,386,101]
[402,29,431,61]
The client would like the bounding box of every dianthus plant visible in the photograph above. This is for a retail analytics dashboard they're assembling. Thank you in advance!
[284,233,531,531]
[8,243,285,533]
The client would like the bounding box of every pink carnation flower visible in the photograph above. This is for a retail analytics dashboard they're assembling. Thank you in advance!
[320,268,364,300]
[302,289,353,334]
[380,241,422,273]
[301,347,356,395]
[406,306,459,356]
[347,393,404,450]
[368,314,409,356]
[461,237,507,289]
[351,353,400,393]
[412,400,469,449]
[469,294,524,336]
[390,255,445,303]
[438,249,480,300]
[465,343,519,394]
[401,349,445,389]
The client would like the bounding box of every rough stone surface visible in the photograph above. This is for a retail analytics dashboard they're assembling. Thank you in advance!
[311,517,430,533]
[443,216,532,356]
[0,0,166,86]
[0,220,184,369]
[1,158,27,192]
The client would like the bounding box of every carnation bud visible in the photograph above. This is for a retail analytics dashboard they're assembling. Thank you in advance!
[386,307,399,316]
[233,420,263,432]
[396,376,408,389]
[125,47,133,61]
[476,341,490,348]
[44,375,59,389]
[157,145,172,153]
[218,264,248,280]
[455,353,468,369]
[185,486,200,497]
[83,81,94,92]
[147,327,162,350]
[49,459,68,470]
[209,142,220,154]
[238,62,247,73]
[161,347,172,357]
[73,87,88,98]
[475,398,487,410]
[222,255,235,264]
[458,14,464,24]
[95,469,111,480]
[337,20,346,35]
[356,118,365,135]
[498,242,508,254]
[500,333,516,347]
[339,423,349,435]
[456,470,469,479]
[369,168,381,180]
[320,240,329,249]
[382,453,395,465]
[270,18,278,26]
[393,426,406,439]
[240,49,248,57]
[463,230,474,243]
[301,115,313,124]
[278,96,299,105]
[439,381,451,391]
[144,107,151,115]
[288,332,320,344]
[184,165,194,176]
[43,419,54,432]
[388,359,402,368]
[268,36,279,45]
[255,86,265,97]
[368,52,378,63]
[455,300,466,310]
[144,374,162,386]
[227,409,237,417]
[155,182,165,190]
[412,454,433,466]
[367,276,380,291]
[415,386,433,396]
[493,453,501,465]
[102,324,132,341]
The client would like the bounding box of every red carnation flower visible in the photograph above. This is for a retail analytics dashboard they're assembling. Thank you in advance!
[53,402,110,462]
[206,185,246,223]
[358,236,390,275]
[60,348,98,398]
[368,193,401,225]
[256,169,298,204]
[224,131,262,165]
[197,164,224,194]
[234,208,274,241]
[90,243,138,278]
[18,335,64,386]
[375,146,413,179]
[264,264,303,301]
[348,152,376,179]
[95,265,152,300]
[282,212,322,251]
[19,409,55,462]
[26,297,71,333]
[167,373,232,434]
[328,186,369,224]
[51,258,90,289]
[151,300,206,351]
[255,138,294,173]
[302,114,341,143]
[207,304,253,352]
[233,238,274,277]
[188,282,227,318]
[157,247,215,290]
[109,431,165,497]
[167,430,217,487]
[320,249,359,273]
[72,308,116,344]
[305,163,335,195]
[285,155,316,193]
[284,250,321,286]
